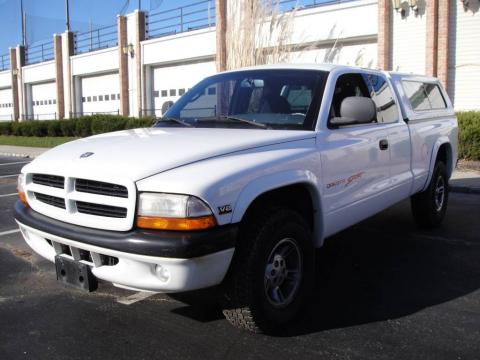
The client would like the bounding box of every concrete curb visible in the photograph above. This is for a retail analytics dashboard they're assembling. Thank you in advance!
[0,152,34,158]
[449,186,480,195]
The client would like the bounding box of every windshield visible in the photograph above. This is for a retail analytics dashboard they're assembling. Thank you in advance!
[157,69,328,130]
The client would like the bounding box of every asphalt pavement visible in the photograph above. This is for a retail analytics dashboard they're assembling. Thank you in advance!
[0,155,479,360]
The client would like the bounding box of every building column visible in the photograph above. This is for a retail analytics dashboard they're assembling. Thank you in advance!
[117,15,129,116]
[426,0,439,76]
[15,46,26,121]
[135,11,146,117]
[215,0,227,72]
[9,48,19,121]
[53,34,65,120]
[126,10,145,118]
[377,0,391,70]
[61,31,74,118]
[437,0,449,90]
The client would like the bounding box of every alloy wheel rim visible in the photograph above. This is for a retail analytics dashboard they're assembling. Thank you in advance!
[264,238,302,308]
[434,176,445,212]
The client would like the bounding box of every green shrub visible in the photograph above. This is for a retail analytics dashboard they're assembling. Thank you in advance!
[74,117,93,137]
[90,114,128,135]
[47,121,62,137]
[0,122,12,135]
[457,111,480,161]
[125,117,155,129]
[60,119,76,137]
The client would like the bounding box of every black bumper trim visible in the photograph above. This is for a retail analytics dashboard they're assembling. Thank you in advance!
[14,201,237,259]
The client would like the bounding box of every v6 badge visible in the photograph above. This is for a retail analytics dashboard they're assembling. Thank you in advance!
[218,204,232,215]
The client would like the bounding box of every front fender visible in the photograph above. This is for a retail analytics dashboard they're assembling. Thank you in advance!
[231,170,325,246]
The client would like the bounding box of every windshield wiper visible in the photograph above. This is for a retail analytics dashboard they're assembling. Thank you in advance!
[197,115,268,129]
[155,117,193,127]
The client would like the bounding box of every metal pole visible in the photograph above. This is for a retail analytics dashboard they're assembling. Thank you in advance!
[65,0,70,31]
[138,0,141,10]
[180,7,183,32]
[89,19,93,51]
[20,0,25,47]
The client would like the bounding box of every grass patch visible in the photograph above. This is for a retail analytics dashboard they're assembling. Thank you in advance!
[0,136,78,148]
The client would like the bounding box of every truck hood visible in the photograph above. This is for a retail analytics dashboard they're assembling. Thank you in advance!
[25,127,316,182]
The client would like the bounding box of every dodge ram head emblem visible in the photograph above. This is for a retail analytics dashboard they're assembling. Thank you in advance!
[80,152,94,158]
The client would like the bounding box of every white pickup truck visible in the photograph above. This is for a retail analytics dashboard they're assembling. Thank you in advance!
[15,64,458,333]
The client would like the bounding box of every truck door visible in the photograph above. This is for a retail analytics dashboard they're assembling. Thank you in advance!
[319,72,392,237]
[367,73,412,201]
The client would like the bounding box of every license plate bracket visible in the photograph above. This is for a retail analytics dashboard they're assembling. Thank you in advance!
[55,255,98,292]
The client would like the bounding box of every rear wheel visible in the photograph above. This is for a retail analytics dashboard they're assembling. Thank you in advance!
[411,161,449,228]
[221,207,314,334]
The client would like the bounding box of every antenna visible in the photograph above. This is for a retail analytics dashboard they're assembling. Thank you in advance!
[65,0,70,31]
[20,0,26,46]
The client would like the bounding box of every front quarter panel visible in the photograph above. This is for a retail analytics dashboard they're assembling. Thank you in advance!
[136,138,325,245]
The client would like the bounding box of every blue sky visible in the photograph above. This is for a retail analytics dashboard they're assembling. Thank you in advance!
[0,0,333,56]
[0,0,192,53]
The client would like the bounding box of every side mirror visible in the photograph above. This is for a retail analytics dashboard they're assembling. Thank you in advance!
[330,96,377,127]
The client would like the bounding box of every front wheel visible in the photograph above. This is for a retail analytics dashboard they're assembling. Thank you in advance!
[411,161,449,228]
[221,208,314,334]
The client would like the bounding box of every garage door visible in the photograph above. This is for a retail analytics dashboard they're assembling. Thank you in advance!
[0,88,13,121]
[152,61,216,116]
[31,82,57,120]
[81,73,120,115]
[448,1,480,110]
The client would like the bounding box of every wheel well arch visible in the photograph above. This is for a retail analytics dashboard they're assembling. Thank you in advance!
[436,142,453,178]
[238,183,323,245]
[423,140,454,191]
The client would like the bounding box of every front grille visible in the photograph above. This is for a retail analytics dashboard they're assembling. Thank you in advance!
[76,201,127,218]
[32,174,64,189]
[26,172,133,231]
[75,179,128,198]
[34,192,66,209]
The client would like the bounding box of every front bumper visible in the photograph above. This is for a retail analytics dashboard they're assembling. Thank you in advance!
[14,201,237,292]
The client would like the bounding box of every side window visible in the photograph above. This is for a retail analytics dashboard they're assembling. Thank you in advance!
[365,74,399,123]
[402,81,446,111]
[330,73,371,119]
[424,83,446,109]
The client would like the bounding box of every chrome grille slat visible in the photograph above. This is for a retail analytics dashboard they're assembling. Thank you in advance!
[75,179,128,198]
[76,201,127,218]
[34,192,66,209]
[32,174,65,189]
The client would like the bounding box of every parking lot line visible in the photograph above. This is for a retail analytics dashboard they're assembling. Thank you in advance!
[116,292,156,305]
[0,193,17,198]
[0,174,19,179]
[0,161,30,166]
[0,229,20,237]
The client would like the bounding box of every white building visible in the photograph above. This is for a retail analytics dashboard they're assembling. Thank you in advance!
[0,0,478,122]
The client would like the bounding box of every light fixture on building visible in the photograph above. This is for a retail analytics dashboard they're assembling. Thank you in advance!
[393,0,402,12]
[122,43,134,58]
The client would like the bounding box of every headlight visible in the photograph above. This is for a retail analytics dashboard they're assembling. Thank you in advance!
[136,193,216,231]
[17,174,28,206]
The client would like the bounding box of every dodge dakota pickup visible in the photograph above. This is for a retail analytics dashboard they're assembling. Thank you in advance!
[14,64,458,333]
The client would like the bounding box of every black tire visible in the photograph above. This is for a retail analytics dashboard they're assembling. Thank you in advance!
[221,207,314,334]
[411,161,449,228]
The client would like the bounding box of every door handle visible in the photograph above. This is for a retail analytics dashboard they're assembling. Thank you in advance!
[379,139,389,150]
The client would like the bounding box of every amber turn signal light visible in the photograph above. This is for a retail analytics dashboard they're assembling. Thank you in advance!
[136,215,216,231]
[18,191,28,207]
